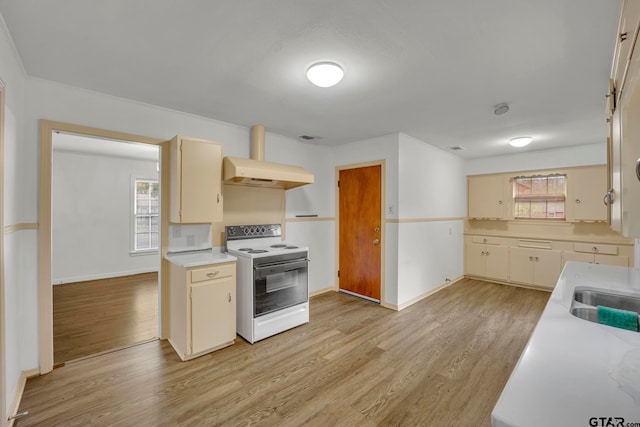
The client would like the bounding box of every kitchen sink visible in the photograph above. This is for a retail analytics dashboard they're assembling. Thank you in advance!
[574,287,640,313]
[570,287,640,327]
[570,306,599,322]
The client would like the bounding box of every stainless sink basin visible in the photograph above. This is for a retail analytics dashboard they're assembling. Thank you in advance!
[574,287,640,313]
[570,287,640,327]
[570,306,598,322]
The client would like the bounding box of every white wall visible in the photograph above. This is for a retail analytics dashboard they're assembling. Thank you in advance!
[396,134,466,305]
[16,77,334,372]
[0,11,27,419]
[465,143,606,176]
[52,149,159,283]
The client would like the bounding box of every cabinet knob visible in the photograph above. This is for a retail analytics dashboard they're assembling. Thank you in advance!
[535,257,539,262]
[228,292,232,302]
[636,158,640,182]
[207,271,219,278]
[592,246,598,252]
[483,238,487,243]
[620,32,628,42]
[217,194,221,203]
[481,251,485,256]
[575,199,581,204]
[529,256,534,261]
[485,251,490,256]
[498,200,503,205]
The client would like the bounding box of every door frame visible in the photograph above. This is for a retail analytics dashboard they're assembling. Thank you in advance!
[38,120,167,374]
[0,80,7,426]
[335,160,387,307]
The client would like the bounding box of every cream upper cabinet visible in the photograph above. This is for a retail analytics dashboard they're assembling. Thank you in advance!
[610,48,640,237]
[170,136,223,224]
[611,0,640,100]
[468,174,506,219]
[566,166,607,222]
[509,247,562,290]
[169,262,236,360]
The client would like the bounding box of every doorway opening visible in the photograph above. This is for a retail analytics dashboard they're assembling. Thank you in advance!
[39,121,167,374]
[51,132,160,364]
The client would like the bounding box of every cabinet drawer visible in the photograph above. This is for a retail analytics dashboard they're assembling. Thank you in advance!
[190,263,235,283]
[573,243,618,255]
[472,236,502,245]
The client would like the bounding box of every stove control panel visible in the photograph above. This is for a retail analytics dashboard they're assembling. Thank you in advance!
[225,224,282,241]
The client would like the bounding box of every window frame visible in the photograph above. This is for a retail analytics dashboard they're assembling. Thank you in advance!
[512,173,567,221]
[131,177,160,254]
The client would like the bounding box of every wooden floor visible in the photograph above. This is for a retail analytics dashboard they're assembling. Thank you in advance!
[53,272,159,364]
[20,278,549,426]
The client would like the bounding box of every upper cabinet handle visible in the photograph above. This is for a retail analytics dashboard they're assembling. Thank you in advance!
[620,32,628,42]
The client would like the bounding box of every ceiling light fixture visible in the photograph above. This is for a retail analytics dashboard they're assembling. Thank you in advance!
[494,103,510,115]
[509,136,533,147]
[306,62,344,87]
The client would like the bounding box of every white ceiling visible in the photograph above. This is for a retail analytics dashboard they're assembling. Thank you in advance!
[0,0,620,159]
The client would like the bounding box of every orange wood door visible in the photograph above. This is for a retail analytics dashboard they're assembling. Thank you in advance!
[339,165,381,301]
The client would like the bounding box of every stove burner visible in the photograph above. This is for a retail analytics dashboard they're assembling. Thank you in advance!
[239,248,253,251]
[270,244,287,248]
[248,249,268,254]
[285,246,299,249]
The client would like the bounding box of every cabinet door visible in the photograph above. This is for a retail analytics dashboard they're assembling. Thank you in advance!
[619,50,640,238]
[613,0,640,97]
[509,248,535,285]
[533,250,562,289]
[610,108,623,233]
[465,243,486,276]
[568,166,607,222]
[181,139,223,223]
[190,276,236,354]
[594,254,629,267]
[468,175,505,219]
[484,245,509,281]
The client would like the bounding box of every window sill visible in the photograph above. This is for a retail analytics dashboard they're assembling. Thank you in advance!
[130,249,159,257]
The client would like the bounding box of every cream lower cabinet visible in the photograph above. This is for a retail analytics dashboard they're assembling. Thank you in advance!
[465,243,509,281]
[563,243,629,267]
[509,247,562,289]
[169,261,236,361]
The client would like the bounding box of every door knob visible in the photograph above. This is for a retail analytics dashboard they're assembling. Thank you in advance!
[373,239,380,245]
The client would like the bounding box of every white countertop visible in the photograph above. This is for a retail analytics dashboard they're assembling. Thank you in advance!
[164,250,236,268]
[492,262,640,427]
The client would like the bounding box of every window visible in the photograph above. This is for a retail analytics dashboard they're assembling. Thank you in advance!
[513,174,566,220]
[134,179,159,251]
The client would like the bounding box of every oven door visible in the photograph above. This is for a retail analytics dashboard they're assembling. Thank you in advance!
[253,256,308,317]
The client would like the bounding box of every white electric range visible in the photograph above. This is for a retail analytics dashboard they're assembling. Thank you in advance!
[225,224,309,343]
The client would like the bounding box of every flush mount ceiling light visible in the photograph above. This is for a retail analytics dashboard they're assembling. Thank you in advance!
[509,136,533,147]
[306,62,344,87]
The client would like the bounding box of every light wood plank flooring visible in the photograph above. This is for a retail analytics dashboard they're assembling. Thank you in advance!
[20,278,549,426]
[53,272,159,364]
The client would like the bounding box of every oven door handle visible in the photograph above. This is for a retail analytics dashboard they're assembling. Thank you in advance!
[253,259,309,274]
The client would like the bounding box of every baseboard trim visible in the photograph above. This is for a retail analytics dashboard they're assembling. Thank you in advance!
[52,269,158,285]
[309,286,335,298]
[7,368,39,426]
[463,275,553,293]
[395,275,464,311]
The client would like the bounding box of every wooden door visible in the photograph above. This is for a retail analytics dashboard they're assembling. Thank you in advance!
[339,165,381,301]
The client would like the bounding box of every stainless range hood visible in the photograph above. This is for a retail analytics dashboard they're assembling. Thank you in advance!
[223,125,314,190]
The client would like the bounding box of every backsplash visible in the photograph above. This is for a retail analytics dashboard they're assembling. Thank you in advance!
[168,224,212,253]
